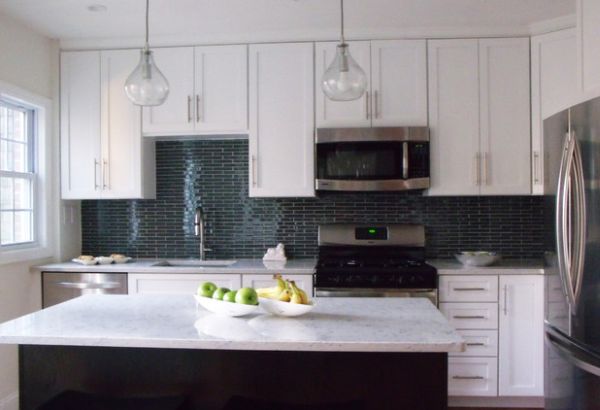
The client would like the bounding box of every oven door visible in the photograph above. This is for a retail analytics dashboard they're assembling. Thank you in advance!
[315,287,438,306]
[315,134,429,191]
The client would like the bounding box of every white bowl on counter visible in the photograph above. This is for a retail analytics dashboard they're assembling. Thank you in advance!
[455,251,501,267]
[94,256,114,265]
[194,295,259,317]
[259,297,315,317]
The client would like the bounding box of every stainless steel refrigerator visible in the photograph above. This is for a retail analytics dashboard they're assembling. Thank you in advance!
[544,96,600,410]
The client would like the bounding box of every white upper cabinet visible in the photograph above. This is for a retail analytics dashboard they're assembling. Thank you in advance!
[315,41,371,128]
[142,45,248,136]
[427,39,481,196]
[498,275,544,396]
[531,29,578,195]
[479,38,531,195]
[142,47,196,135]
[371,40,427,126]
[578,0,600,94]
[428,38,531,196]
[61,51,102,199]
[60,50,155,200]
[249,43,315,197]
[315,40,427,128]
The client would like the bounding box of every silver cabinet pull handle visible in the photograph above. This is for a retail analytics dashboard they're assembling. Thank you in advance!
[56,281,122,290]
[453,315,486,319]
[94,159,100,190]
[533,151,540,184]
[102,159,108,190]
[251,155,258,187]
[503,284,508,315]
[374,90,379,119]
[196,95,201,122]
[187,95,192,123]
[466,342,486,346]
[453,287,486,291]
[452,376,485,380]
[365,91,370,120]
[402,142,409,179]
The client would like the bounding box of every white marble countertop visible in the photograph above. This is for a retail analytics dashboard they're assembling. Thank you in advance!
[33,258,316,275]
[428,258,545,275]
[0,295,464,353]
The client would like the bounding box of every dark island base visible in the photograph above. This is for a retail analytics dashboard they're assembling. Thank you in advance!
[20,345,448,410]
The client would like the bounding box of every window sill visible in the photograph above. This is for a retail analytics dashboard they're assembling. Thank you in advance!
[0,245,53,267]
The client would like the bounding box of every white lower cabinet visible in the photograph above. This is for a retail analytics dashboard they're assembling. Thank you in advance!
[440,273,544,399]
[128,274,242,295]
[242,274,314,297]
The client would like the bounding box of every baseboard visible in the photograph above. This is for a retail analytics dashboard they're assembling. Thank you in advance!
[0,391,18,410]
[449,395,544,408]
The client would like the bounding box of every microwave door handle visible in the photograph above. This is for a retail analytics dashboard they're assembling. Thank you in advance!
[402,142,409,179]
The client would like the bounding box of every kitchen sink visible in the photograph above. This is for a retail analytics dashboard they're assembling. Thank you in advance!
[153,259,237,268]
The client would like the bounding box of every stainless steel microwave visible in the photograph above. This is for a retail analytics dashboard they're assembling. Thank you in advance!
[315,127,430,191]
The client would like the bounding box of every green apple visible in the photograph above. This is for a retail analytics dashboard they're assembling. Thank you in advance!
[198,282,217,298]
[223,290,237,303]
[235,287,258,305]
[212,287,230,301]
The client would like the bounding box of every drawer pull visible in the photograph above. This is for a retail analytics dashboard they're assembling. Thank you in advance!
[453,315,486,319]
[452,375,485,380]
[466,342,486,346]
[453,287,487,291]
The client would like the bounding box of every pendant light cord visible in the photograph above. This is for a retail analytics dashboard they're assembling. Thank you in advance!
[340,0,345,44]
[145,0,150,48]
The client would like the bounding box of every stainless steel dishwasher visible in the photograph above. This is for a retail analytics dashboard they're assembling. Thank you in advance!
[42,272,128,308]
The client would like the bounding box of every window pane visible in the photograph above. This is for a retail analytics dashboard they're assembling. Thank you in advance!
[0,140,8,171]
[6,142,27,172]
[14,211,32,243]
[1,211,14,245]
[13,178,31,209]
[0,177,13,209]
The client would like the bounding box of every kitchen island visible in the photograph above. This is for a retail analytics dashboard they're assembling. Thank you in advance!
[0,295,463,409]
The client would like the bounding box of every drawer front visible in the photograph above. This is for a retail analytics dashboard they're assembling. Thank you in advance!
[129,274,242,295]
[439,275,498,302]
[450,330,498,357]
[439,302,498,329]
[449,357,498,396]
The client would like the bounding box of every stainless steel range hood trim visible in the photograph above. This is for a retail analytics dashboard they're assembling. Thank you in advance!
[316,178,430,191]
[316,127,429,143]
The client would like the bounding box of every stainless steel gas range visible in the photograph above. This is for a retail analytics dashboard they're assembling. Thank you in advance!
[314,224,438,305]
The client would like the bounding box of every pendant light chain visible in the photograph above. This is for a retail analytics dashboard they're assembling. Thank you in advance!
[145,0,150,48]
[340,0,345,44]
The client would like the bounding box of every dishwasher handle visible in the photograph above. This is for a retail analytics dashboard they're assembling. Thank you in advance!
[56,281,123,290]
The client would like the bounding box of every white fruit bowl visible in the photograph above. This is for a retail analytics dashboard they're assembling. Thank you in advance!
[455,251,501,267]
[194,295,259,317]
[259,297,315,317]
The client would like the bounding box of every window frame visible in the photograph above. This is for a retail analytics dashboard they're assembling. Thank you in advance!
[0,81,54,265]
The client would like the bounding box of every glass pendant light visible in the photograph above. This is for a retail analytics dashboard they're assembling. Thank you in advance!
[321,0,367,101]
[125,0,169,106]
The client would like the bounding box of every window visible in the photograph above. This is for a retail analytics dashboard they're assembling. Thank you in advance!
[0,98,35,247]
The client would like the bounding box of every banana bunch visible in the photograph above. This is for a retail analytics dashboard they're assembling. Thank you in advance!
[256,274,310,305]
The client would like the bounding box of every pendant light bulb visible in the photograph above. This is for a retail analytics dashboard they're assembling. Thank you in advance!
[125,0,169,106]
[321,0,367,101]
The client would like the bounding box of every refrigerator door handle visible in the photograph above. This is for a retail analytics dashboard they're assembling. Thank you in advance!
[571,133,586,309]
[556,132,577,308]
[546,327,600,377]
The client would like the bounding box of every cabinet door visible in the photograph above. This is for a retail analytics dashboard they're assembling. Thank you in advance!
[371,40,427,126]
[498,275,544,396]
[60,51,102,199]
[531,29,578,195]
[249,43,315,197]
[128,273,242,295]
[479,38,531,195]
[578,0,600,93]
[194,45,248,133]
[427,40,480,196]
[100,49,155,199]
[315,41,371,127]
[142,47,195,136]
[242,274,314,297]
[449,357,498,397]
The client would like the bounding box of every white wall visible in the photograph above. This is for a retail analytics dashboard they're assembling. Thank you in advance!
[0,12,75,409]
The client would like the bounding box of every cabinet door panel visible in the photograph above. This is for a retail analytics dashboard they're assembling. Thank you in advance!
[498,275,544,396]
[371,40,427,126]
[60,51,102,199]
[449,357,498,396]
[100,49,153,199]
[578,0,600,93]
[249,43,315,197]
[315,41,371,127]
[479,38,531,195]
[195,45,248,133]
[128,274,242,295]
[427,40,480,196]
[439,275,498,303]
[142,47,195,135]
[439,302,498,330]
[451,330,498,357]
[242,274,314,297]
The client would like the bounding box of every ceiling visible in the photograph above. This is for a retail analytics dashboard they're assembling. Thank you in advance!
[0,0,575,48]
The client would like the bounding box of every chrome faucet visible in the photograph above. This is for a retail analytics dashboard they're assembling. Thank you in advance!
[194,207,211,260]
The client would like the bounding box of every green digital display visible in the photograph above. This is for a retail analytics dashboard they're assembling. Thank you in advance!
[368,229,376,234]
[356,227,388,240]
